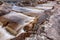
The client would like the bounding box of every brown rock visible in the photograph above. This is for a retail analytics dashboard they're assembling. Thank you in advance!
[0,17,9,26]
[11,32,31,40]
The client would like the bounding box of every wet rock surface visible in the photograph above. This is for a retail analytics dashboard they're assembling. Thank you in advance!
[0,0,60,40]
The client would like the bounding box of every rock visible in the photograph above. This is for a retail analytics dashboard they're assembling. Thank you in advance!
[44,13,60,40]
